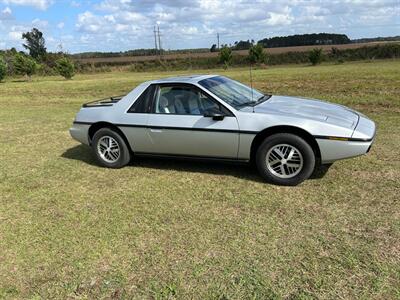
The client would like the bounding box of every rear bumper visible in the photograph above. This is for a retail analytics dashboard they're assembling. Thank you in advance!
[69,123,90,145]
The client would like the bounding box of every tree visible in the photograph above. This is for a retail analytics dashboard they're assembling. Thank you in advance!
[309,48,323,65]
[219,46,232,68]
[233,40,252,50]
[248,44,267,63]
[0,57,6,82]
[56,57,75,79]
[210,44,217,52]
[14,53,37,79]
[22,28,47,60]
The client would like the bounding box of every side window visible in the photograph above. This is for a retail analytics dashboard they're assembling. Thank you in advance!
[154,84,228,115]
[128,86,153,113]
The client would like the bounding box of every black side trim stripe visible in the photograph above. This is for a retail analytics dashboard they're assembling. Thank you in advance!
[74,121,93,125]
[73,121,257,134]
[120,124,256,134]
[73,121,373,141]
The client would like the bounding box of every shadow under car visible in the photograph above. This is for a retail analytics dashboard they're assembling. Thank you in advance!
[61,144,330,182]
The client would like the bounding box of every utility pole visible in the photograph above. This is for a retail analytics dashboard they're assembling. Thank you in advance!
[217,32,220,49]
[153,26,158,52]
[157,24,162,57]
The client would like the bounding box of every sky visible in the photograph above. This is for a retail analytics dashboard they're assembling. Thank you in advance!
[0,0,399,53]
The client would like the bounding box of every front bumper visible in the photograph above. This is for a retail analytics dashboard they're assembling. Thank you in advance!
[352,115,376,141]
[317,139,374,163]
[317,115,376,163]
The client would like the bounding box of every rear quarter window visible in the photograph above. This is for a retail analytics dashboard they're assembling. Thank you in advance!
[128,86,154,113]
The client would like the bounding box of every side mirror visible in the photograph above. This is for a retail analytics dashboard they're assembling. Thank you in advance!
[204,111,225,121]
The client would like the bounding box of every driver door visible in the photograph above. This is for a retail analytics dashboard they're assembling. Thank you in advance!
[146,83,239,158]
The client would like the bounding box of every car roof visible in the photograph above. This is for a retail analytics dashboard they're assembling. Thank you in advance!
[148,74,218,84]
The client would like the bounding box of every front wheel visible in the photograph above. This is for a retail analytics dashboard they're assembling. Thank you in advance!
[92,128,131,168]
[256,133,315,186]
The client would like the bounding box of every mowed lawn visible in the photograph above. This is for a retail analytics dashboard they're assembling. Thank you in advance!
[0,60,399,299]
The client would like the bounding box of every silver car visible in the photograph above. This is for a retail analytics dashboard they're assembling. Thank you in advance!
[70,75,376,185]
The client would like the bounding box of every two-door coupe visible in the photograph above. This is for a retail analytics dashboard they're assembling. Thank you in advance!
[70,75,376,185]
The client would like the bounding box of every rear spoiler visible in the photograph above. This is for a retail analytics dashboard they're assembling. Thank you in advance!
[82,95,125,108]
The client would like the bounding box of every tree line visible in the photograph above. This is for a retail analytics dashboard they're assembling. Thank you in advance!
[0,28,75,82]
[73,33,354,59]
[73,48,210,59]
[258,33,351,48]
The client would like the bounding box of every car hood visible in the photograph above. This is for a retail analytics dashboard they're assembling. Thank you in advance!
[254,95,359,129]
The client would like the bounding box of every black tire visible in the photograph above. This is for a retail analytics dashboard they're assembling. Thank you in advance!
[92,127,131,168]
[256,133,315,186]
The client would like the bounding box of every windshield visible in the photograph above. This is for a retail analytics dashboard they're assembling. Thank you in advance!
[198,76,266,109]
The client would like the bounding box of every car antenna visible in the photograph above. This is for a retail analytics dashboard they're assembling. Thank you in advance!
[250,63,255,113]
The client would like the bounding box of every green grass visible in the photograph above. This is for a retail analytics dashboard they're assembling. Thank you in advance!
[0,60,399,299]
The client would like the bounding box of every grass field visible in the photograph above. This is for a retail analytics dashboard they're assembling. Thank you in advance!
[0,60,399,299]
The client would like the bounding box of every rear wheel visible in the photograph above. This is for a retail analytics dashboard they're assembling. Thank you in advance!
[92,128,130,168]
[256,133,315,186]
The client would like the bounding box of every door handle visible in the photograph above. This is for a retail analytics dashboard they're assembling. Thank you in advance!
[150,128,163,133]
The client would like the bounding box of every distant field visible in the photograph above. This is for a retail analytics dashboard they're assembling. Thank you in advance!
[0,60,399,299]
[75,41,398,64]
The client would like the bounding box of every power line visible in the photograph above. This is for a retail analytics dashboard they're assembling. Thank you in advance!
[153,25,158,51]
[157,24,162,57]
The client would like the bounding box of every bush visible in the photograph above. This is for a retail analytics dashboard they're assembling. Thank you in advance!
[219,46,232,68]
[331,47,341,58]
[14,53,37,79]
[309,48,323,65]
[37,63,58,76]
[56,57,75,79]
[249,44,267,63]
[0,57,6,82]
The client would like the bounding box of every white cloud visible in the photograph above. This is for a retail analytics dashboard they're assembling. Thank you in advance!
[2,0,52,10]
[266,12,292,26]
[2,6,11,14]
[8,30,22,40]
[76,11,102,33]
[1,0,399,53]
[95,0,132,12]
[180,26,198,35]
[32,18,48,28]
[70,1,80,8]
[69,0,400,51]
[117,11,147,23]
[0,6,13,19]
[5,24,27,43]
[76,10,148,34]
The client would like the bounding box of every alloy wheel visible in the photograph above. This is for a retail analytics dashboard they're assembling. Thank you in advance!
[97,136,120,163]
[266,144,303,179]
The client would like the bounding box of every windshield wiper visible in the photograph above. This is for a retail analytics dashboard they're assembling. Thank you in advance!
[236,100,257,108]
[236,95,272,108]
[256,94,271,103]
